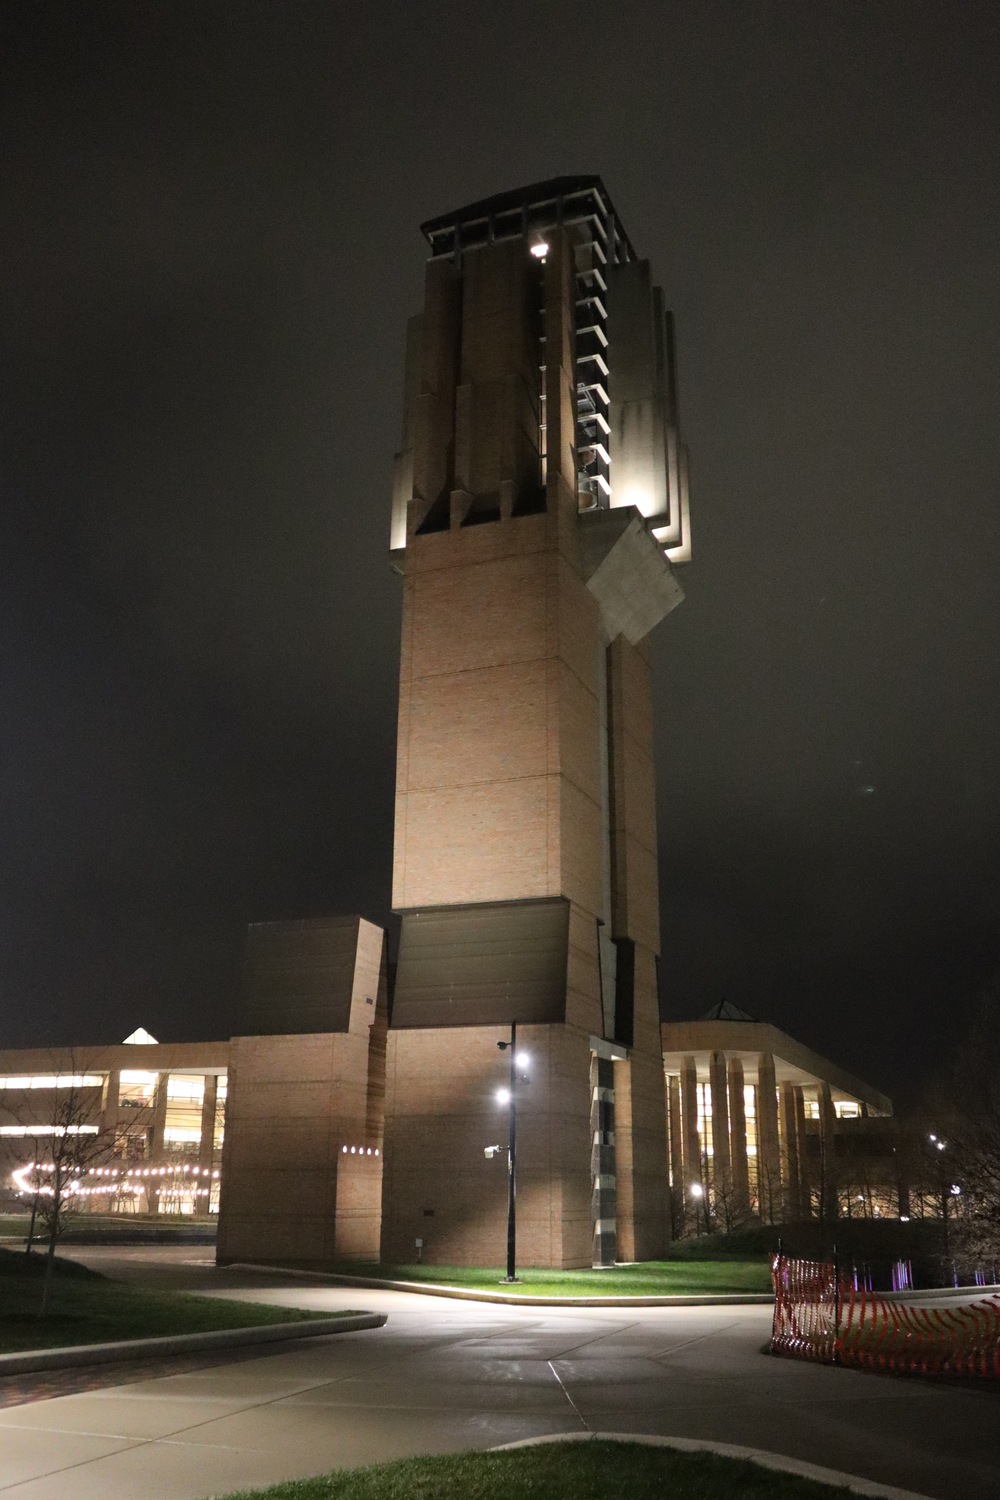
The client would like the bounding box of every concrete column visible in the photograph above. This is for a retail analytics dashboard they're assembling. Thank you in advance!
[709,1052,731,1180]
[147,1074,167,1215]
[667,1074,684,1237]
[100,1069,120,1143]
[794,1088,812,1215]
[756,1054,781,1224]
[680,1055,700,1191]
[779,1082,801,1218]
[199,1075,218,1175]
[708,1051,731,1226]
[728,1058,750,1219]
[819,1082,838,1221]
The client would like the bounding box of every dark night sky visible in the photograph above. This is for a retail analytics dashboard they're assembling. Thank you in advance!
[2,3,998,1104]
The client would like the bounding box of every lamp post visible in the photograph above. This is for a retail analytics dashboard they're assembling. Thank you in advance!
[496,1024,530,1283]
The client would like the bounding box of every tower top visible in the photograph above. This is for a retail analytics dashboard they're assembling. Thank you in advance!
[392,177,691,566]
[421,176,636,265]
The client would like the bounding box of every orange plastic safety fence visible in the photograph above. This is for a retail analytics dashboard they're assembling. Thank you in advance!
[770,1255,1000,1377]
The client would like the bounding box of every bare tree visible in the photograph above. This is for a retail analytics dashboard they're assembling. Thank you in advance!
[932,974,1000,1267]
[2,1056,154,1315]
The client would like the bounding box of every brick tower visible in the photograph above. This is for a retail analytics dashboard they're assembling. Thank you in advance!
[380,178,691,1268]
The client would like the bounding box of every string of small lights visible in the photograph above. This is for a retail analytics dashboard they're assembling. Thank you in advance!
[11,1161,221,1197]
[10,1147,380,1198]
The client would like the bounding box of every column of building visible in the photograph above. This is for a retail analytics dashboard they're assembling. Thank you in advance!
[727,1058,750,1219]
[794,1087,811,1214]
[680,1056,701,1229]
[779,1081,802,1218]
[147,1073,168,1214]
[818,1081,838,1220]
[100,1069,120,1138]
[591,1055,617,1266]
[756,1053,781,1223]
[666,1073,684,1237]
[199,1074,218,1175]
[708,1051,732,1224]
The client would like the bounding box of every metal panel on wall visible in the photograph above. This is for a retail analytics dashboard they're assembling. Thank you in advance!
[241,917,360,1036]
[391,898,569,1028]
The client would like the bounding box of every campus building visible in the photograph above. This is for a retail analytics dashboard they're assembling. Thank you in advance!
[0,1031,227,1216]
[661,1002,893,1234]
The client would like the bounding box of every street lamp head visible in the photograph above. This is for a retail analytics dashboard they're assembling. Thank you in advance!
[496,1087,511,1105]
[515,1051,530,1069]
[690,1183,704,1198]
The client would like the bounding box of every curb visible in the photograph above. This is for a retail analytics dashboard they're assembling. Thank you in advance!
[0,1312,386,1376]
[492,1432,934,1500]
[883,1283,1000,1303]
[227,1264,774,1308]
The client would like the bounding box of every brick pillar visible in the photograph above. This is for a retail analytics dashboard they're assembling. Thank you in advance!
[728,1058,750,1220]
[779,1081,801,1218]
[756,1054,780,1224]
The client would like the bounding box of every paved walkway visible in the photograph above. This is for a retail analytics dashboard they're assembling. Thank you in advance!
[0,1249,995,1499]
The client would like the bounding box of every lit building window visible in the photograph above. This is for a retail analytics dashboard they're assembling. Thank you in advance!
[119,1069,158,1107]
[0,1075,103,1090]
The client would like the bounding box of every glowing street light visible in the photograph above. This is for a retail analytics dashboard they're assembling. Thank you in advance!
[529,241,549,259]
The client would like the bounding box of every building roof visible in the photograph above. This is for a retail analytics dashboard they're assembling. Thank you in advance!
[0,1041,229,1076]
[699,999,757,1022]
[420,175,637,261]
[660,1017,892,1115]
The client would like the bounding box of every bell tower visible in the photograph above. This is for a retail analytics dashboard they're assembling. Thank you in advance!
[381,178,691,1268]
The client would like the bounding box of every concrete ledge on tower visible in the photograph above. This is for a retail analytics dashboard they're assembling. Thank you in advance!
[578,507,683,644]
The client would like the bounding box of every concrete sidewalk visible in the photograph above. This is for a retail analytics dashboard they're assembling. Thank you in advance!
[0,1265,995,1500]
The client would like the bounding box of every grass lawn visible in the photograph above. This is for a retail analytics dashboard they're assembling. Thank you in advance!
[329,1259,771,1297]
[0,1248,345,1353]
[212,1439,849,1499]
